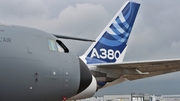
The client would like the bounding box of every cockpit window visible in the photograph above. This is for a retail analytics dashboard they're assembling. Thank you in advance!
[56,40,69,53]
[56,42,64,52]
[48,39,57,51]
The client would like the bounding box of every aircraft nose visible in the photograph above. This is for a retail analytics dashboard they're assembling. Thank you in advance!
[77,58,93,94]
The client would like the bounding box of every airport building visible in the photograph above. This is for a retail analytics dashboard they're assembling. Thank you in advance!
[73,94,180,101]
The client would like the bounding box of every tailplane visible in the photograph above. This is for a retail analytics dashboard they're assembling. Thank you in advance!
[81,1,140,64]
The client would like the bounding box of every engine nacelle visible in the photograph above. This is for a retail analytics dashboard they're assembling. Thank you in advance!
[68,75,97,100]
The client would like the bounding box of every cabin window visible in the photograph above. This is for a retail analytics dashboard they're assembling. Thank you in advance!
[56,40,69,53]
[48,39,57,51]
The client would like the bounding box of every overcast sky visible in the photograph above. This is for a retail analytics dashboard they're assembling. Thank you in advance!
[1,0,180,96]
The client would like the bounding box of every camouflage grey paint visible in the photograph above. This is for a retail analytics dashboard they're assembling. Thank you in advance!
[0,25,81,101]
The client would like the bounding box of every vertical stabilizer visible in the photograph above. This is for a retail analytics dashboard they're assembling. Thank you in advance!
[81,1,140,64]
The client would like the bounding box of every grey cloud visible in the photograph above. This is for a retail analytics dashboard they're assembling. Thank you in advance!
[57,3,108,34]
[0,0,49,19]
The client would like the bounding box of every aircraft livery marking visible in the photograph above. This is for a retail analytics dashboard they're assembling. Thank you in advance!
[0,37,12,43]
[85,2,140,64]
[91,48,120,60]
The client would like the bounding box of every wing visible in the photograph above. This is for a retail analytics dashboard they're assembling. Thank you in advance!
[89,59,180,89]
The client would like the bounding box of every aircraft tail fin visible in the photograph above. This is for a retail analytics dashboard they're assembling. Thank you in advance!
[81,1,140,64]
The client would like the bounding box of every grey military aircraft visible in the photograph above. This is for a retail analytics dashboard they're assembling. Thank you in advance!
[1,1,180,101]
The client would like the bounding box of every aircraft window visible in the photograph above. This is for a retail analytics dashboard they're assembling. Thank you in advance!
[48,39,57,51]
[56,40,69,53]
[56,42,64,52]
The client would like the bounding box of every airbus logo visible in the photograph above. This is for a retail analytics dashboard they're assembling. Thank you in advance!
[90,48,121,60]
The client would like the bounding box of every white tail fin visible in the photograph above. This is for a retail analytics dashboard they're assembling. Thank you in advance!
[81,1,140,64]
